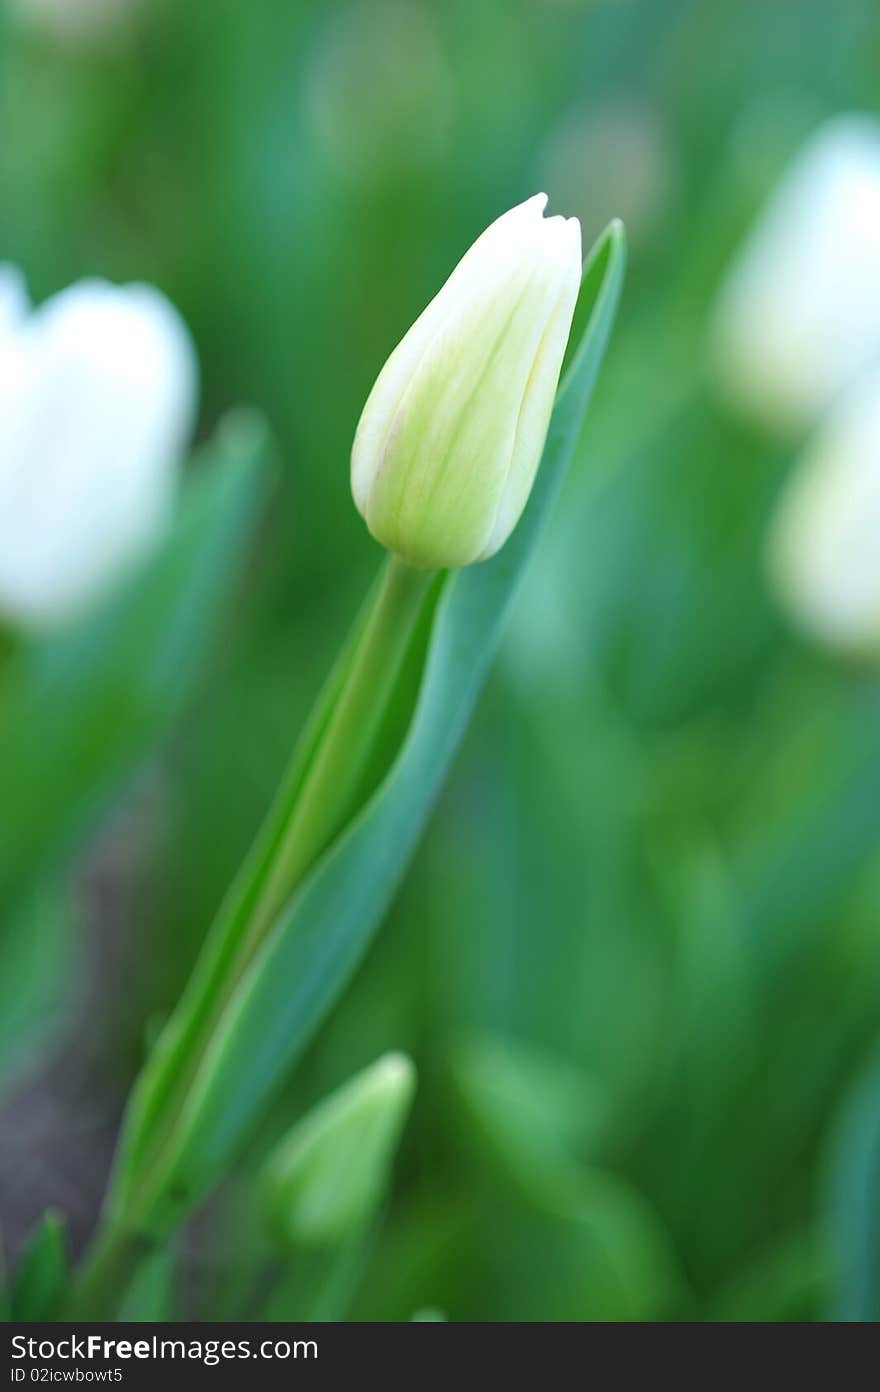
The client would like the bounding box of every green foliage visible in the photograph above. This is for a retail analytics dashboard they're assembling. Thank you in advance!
[454,1033,685,1320]
[1,0,879,1325]
[10,1213,68,1321]
[70,226,622,1310]
[826,1047,880,1321]
[261,1053,416,1249]
[117,1247,176,1322]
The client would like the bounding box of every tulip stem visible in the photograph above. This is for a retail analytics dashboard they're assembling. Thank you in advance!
[67,1225,151,1322]
[248,553,434,936]
[70,554,433,1319]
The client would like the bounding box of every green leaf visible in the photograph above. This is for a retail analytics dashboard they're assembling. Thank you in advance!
[451,1032,685,1320]
[116,1246,175,1322]
[10,1212,68,1320]
[452,1033,607,1208]
[262,1240,367,1323]
[0,882,72,1071]
[708,1227,828,1322]
[826,1046,880,1322]
[561,1169,686,1322]
[109,223,626,1239]
[0,409,271,914]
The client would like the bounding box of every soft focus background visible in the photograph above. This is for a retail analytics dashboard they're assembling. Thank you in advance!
[1,0,880,1321]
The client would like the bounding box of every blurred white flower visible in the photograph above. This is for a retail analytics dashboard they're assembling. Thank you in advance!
[8,0,143,46]
[769,367,880,655]
[711,114,880,435]
[352,194,582,569]
[0,271,197,631]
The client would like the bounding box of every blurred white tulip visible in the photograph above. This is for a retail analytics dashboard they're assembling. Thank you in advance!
[0,272,197,631]
[711,115,880,435]
[769,367,880,655]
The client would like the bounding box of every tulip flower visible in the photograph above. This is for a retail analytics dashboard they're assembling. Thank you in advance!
[351,193,582,569]
[769,367,880,654]
[711,115,880,434]
[0,272,197,630]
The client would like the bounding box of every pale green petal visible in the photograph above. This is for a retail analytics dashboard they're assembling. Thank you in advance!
[352,194,582,569]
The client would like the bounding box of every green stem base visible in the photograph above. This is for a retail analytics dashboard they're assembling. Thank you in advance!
[249,554,433,940]
[67,1226,152,1321]
[70,555,434,1319]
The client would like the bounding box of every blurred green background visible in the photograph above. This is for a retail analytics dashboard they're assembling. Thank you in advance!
[1,0,880,1321]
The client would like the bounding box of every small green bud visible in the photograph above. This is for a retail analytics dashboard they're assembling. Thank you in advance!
[351,194,582,569]
[261,1053,415,1248]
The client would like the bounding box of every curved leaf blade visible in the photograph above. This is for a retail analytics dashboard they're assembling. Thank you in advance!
[826,1046,880,1322]
[10,1212,68,1321]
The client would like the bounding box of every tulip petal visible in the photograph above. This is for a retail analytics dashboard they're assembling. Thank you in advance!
[352,194,583,568]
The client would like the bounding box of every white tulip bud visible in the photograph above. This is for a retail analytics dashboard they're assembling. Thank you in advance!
[769,367,880,655]
[0,273,197,630]
[351,194,582,569]
[710,115,880,434]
